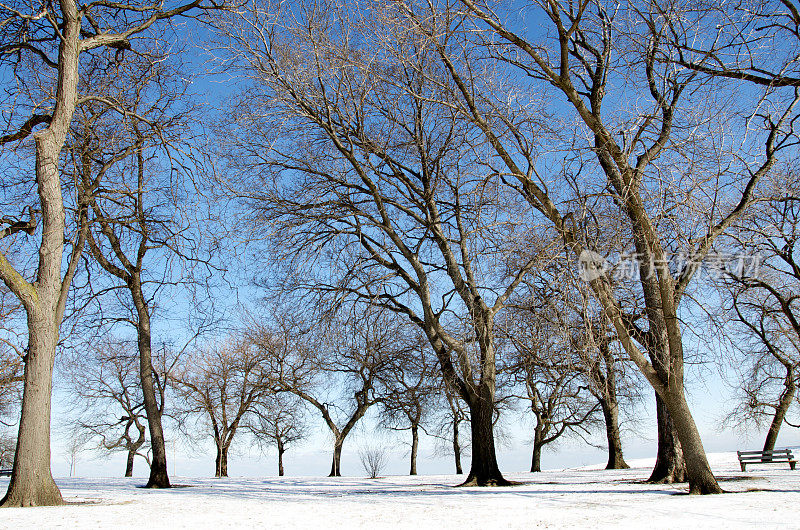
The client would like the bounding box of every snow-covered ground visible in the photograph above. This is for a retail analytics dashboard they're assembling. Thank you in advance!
[1,452,797,529]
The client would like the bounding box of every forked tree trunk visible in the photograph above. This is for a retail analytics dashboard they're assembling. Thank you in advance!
[1,310,64,507]
[215,444,229,478]
[410,424,419,475]
[453,415,463,475]
[134,289,171,489]
[461,393,509,486]
[600,396,629,470]
[763,371,796,453]
[329,437,344,477]
[125,450,135,477]
[648,394,686,483]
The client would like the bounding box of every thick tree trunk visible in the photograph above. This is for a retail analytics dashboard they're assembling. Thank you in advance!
[277,443,285,477]
[648,393,686,483]
[453,416,463,475]
[0,3,81,506]
[329,437,343,477]
[661,387,722,494]
[1,310,64,507]
[125,450,135,477]
[134,291,170,489]
[600,396,629,470]
[530,437,542,473]
[763,374,796,453]
[530,417,544,472]
[461,393,509,486]
[215,444,229,478]
[410,424,419,475]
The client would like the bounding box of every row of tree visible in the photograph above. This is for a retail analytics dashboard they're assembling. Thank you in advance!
[0,0,798,506]
[63,300,628,479]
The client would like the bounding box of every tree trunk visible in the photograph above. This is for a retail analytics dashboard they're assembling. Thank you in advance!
[329,437,343,477]
[0,4,81,506]
[410,424,419,475]
[134,289,171,489]
[648,393,686,483]
[215,443,229,478]
[530,422,543,473]
[277,442,285,477]
[125,450,135,477]
[763,372,796,453]
[661,387,722,494]
[0,309,64,507]
[600,396,629,470]
[453,416,463,475]
[461,393,509,486]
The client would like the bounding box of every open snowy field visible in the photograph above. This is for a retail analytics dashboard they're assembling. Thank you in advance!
[1,452,797,529]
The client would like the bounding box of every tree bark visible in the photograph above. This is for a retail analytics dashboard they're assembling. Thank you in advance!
[763,373,796,453]
[134,287,171,489]
[277,442,285,477]
[460,393,510,486]
[215,443,229,478]
[452,411,463,475]
[410,424,419,475]
[329,437,343,477]
[125,450,135,477]
[1,311,64,506]
[530,422,543,473]
[661,387,721,494]
[648,393,686,483]
[599,396,629,470]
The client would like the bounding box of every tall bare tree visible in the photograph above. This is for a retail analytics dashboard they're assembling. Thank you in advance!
[0,0,227,505]
[67,49,198,488]
[214,2,543,484]
[716,175,800,451]
[430,0,800,493]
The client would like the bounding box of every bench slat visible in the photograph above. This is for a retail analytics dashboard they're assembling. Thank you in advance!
[738,450,792,455]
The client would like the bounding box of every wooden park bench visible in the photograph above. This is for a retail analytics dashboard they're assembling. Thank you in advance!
[737,449,797,471]
[0,469,11,477]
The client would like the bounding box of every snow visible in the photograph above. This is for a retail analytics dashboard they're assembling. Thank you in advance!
[1,452,797,529]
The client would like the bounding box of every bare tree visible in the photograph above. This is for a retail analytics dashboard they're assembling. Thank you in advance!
[62,339,175,477]
[64,431,87,478]
[716,175,800,451]
[67,48,213,489]
[359,445,389,479]
[214,2,543,485]
[0,434,14,469]
[426,0,800,493]
[0,0,228,506]
[247,393,306,477]
[504,293,601,472]
[378,335,438,475]
[251,307,395,477]
[170,336,269,478]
